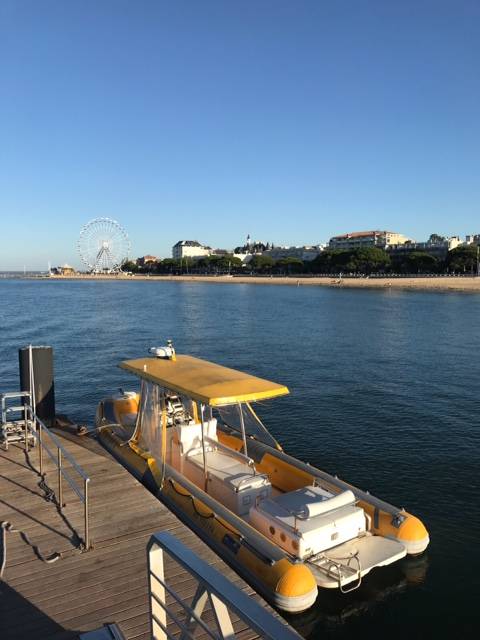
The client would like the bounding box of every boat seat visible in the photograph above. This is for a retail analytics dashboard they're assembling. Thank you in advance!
[277,486,357,519]
[250,486,366,559]
[188,450,254,484]
[186,450,271,515]
[174,418,218,457]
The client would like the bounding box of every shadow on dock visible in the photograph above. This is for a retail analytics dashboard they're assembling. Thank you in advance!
[0,581,78,640]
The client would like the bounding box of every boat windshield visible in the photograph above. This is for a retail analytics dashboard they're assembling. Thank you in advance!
[131,380,196,452]
[215,403,279,449]
[132,381,163,453]
[131,380,279,460]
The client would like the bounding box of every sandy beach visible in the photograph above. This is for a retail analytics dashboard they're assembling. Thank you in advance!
[45,274,480,292]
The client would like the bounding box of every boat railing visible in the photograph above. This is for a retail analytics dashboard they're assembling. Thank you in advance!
[269,446,405,520]
[147,531,302,640]
[166,464,286,565]
[30,406,92,550]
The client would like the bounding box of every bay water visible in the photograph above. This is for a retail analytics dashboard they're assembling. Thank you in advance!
[0,279,478,638]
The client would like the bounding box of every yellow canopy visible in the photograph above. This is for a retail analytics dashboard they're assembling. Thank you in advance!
[119,355,289,406]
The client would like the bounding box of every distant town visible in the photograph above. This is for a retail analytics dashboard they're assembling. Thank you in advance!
[52,230,480,277]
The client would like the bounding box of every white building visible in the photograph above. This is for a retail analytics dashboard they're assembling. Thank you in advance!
[329,231,412,250]
[445,236,461,250]
[388,236,462,259]
[172,241,211,260]
[233,252,253,264]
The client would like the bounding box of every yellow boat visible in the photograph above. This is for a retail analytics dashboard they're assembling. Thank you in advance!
[96,343,429,614]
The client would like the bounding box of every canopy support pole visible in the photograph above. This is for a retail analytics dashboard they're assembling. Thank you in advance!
[238,403,248,456]
[200,403,208,492]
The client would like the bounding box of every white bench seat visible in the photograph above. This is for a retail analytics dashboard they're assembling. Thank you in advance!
[186,450,271,515]
[250,485,366,559]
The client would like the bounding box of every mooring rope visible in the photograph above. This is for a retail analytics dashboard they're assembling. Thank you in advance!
[0,521,61,581]
[38,474,56,503]
[0,450,85,581]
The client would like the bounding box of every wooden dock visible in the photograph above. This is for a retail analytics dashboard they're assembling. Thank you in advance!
[0,432,291,639]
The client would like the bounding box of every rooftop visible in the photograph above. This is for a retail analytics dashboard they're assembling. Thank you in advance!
[331,230,397,240]
[173,240,204,247]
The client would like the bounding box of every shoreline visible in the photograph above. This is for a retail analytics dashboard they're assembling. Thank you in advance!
[32,274,480,292]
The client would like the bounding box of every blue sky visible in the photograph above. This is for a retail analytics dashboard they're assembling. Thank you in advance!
[1,0,479,269]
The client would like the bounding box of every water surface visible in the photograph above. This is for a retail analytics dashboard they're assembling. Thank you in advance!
[0,280,478,638]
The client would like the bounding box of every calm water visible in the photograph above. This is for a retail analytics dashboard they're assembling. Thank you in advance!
[0,279,479,638]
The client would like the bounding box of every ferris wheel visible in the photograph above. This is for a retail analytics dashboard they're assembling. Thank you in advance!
[78,217,130,273]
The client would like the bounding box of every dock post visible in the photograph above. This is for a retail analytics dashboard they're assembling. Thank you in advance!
[24,401,29,451]
[57,448,63,507]
[84,478,90,550]
[38,423,43,476]
[147,539,167,640]
[19,345,56,428]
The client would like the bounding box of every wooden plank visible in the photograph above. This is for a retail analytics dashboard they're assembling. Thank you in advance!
[0,433,291,640]
[7,523,187,583]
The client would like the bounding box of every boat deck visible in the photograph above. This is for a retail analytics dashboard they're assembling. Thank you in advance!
[0,432,291,639]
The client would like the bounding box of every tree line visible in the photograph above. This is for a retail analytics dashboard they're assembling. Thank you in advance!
[123,254,308,275]
[123,245,480,276]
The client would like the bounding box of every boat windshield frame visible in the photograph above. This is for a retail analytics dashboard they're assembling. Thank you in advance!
[130,380,279,490]
[215,402,280,450]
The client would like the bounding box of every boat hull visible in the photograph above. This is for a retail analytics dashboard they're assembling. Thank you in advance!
[98,420,318,613]
[217,431,430,556]
[96,395,429,612]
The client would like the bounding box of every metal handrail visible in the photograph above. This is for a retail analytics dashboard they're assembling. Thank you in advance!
[204,435,256,468]
[147,531,302,640]
[166,464,286,565]
[265,444,405,519]
[26,405,91,550]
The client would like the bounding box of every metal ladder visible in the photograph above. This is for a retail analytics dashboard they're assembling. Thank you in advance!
[0,391,35,451]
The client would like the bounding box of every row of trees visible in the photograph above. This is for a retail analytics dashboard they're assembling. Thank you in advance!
[123,253,307,275]
[309,246,480,275]
[124,254,243,275]
[123,245,480,276]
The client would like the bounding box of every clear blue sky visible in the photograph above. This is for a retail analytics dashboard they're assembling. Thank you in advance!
[1,0,479,269]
